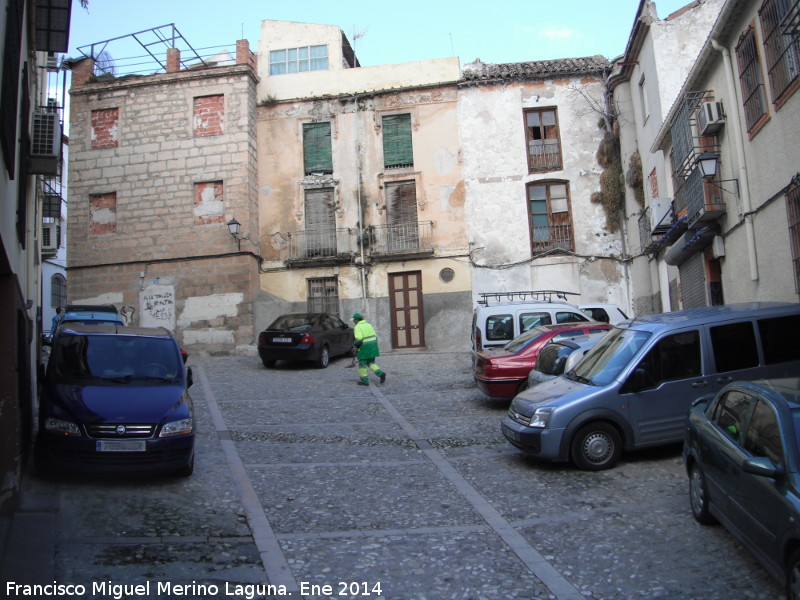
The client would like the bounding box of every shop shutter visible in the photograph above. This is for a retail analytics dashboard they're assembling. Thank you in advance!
[679,253,707,309]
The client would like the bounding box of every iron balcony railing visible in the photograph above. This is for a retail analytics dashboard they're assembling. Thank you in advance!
[368,221,433,256]
[528,140,562,171]
[531,223,573,253]
[287,228,353,261]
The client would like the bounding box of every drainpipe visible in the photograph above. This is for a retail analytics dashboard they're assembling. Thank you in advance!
[356,141,367,303]
[711,39,758,281]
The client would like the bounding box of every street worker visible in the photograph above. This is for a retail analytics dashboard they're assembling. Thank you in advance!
[351,313,386,386]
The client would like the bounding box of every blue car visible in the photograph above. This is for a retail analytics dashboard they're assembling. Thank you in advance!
[37,324,195,476]
[683,378,800,599]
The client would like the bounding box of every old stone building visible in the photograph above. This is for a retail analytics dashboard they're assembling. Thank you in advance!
[66,36,260,353]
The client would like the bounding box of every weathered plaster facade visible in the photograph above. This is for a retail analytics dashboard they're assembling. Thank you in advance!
[67,45,260,354]
[255,21,472,352]
[458,57,631,311]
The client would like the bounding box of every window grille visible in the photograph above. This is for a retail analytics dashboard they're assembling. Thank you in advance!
[759,0,800,103]
[735,27,768,132]
[787,174,800,294]
[307,277,339,314]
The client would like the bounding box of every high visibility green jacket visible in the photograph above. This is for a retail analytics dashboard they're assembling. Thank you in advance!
[353,320,380,359]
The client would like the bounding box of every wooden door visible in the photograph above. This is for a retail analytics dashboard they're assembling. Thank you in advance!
[389,271,425,349]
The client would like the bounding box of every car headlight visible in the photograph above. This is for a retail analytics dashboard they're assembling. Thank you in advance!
[159,417,193,437]
[44,417,81,436]
[529,408,554,428]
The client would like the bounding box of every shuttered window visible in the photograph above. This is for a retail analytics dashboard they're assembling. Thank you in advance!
[304,188,336,254]
[303,122,332,175]
[382,114,413,169]
[385,181,419,251]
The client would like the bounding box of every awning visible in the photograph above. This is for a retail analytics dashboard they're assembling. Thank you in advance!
[35,0,73,53]
[664,225,719,266]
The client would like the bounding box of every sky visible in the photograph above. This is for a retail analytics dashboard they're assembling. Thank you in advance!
[65,0,697,72]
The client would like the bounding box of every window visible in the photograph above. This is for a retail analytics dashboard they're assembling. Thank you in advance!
[735,26,769,132]
[630,330,702,390]
[486,314,513,342]
[711,390,754,443]
[307,277,339,314]
[304,188,337,257]
[269,45,328,75]
[193,95,224,137]
[527,181,573,253]
[382,114,413,169]
[758,314,800,364]
[91,108,120,148]
[744,399,783,465]
[524,108,562,172]
[556,311,590,324]
[51,274,66,308]
[710,321,758,372]
[787,176,800,293]
[520,312,552,332]
[303,122,332,175]
[759,0,800,105]
[384,180,419,251]
[639,75,650,122]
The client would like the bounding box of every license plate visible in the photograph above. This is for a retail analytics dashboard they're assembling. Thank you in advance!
[272,337,292,343]
[96,440,147,452]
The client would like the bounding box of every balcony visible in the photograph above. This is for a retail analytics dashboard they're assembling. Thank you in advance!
[527,140,562,172]
[287,228,354,265]
[531,223,573,253]
[367,221,433,259]
[679,168,728,228]
[638,203,687,257]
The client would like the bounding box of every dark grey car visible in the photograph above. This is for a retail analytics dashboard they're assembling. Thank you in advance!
[257,312,354,369]
[683,378,800,599]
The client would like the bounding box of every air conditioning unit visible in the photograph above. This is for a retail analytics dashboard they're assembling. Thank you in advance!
[42,223,58,252]
[29,110,62,175]
[650,198,673,234]
[698,101,725,135]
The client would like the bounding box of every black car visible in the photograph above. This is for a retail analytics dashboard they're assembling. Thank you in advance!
[257,313,354,369]
[683,378,800,599]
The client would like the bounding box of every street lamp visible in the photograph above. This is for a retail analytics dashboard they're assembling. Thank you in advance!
[697,151,719,180]
[227,218,243,250]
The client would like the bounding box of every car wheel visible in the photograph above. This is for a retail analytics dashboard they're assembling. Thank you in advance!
[787,549,800,600]
[316,345,330,369]
[689,463,717,525]
[570,422,622,471]
[261,359,276,368]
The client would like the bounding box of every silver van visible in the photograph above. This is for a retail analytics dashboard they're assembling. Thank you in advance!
[501,302,800,471]
[472,291,592,352]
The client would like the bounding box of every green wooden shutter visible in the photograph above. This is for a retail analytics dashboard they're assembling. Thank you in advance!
[382,114,413,168]
[303,122,332,174]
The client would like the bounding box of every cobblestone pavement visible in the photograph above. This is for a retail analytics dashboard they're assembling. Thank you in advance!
[2,352,783,600]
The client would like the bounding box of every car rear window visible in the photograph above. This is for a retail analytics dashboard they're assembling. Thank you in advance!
[270,315,317,330]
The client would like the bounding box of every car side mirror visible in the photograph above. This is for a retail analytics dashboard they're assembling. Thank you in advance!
[186,367,194,388]
[742,456,778,479]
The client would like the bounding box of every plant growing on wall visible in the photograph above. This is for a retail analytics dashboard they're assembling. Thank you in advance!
[626,150,645,209]
[590,117,624,232]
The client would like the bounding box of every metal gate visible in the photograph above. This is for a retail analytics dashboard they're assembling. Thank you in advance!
[679,253,707,309]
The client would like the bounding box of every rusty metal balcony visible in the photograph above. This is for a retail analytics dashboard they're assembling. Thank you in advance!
[531,223,573,253]
[287,228,354,264]
[367,221,433,258]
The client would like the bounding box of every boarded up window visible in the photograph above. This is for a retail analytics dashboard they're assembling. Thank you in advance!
[382,114,413,168]
[304,188,336,254]
[91,108,119,149]
[303,122,332,174]
[193,95,224,137]
[90,192,117,235]
[193,181,224,225]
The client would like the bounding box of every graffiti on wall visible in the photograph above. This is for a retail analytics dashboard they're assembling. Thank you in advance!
[140,285,176,330]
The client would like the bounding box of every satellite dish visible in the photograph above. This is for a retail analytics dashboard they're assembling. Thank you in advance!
[94,50,116,76]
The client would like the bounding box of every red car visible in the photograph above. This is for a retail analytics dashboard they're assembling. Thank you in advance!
[473,323,612,399]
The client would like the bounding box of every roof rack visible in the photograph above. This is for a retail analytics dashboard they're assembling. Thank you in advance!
[477,290,579,305]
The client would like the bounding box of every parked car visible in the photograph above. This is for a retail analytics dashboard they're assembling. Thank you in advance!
[45,304,124,345]
[37,324,195,476]
[473,323,612,399]
[502,302,800,471]
[472,295,595,353]
[526,333,606,389]
[579,303,631,325]
[683,378,800,598]
[258,312,354,369]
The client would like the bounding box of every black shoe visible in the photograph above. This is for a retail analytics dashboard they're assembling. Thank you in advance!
[379,373,386,384]
[357,380,369,386]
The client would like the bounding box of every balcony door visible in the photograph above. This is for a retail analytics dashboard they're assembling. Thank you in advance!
[389,271,425,349]
[304,188,336,257]
[385,180,419,252]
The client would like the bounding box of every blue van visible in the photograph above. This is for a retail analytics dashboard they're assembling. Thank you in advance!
[501,303,800,470]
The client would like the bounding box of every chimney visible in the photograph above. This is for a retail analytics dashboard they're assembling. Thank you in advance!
[236,39,257,70]
[70,57,95,87]
[166,47,180,73]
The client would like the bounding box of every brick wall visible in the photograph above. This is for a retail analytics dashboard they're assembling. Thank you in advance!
[193,94,224,137]
[91,108,119,149]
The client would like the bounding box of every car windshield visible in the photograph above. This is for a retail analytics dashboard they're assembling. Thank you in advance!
[503,327,548,353]
[567,327,651,386]
[269,315,317,331]
[51,335,182,382]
